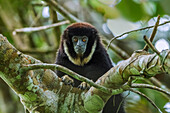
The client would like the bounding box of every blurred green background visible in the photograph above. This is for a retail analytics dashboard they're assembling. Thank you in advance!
[0,0,169,113]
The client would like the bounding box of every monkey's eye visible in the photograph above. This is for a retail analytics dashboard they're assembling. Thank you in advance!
[73,38,78,42]
[82,38,86,42]
[82,36,87,42]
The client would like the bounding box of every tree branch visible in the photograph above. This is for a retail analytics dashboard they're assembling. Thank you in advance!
[103,39,130,59]
[129,88,162,113]
[107,19,170,49]
[131,83,170,96]
[143,35,160,56]
[43,0,81,22]
[13,20,70,34]
[20,63,129,95]
[143,15,160,51]
[150,77,170,91]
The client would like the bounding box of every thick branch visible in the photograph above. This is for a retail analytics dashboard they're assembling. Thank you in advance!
[84,50,170,112]
[0,34,85,112]
[21,64,130,95]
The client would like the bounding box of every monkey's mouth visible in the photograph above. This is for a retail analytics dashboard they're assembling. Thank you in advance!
[75,48,85,55]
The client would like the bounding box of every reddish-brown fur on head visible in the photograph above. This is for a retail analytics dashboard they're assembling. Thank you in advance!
[62,22,98,40]
[67,22,95,29]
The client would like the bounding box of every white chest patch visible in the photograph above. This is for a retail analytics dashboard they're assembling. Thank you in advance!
[63,40,96,66]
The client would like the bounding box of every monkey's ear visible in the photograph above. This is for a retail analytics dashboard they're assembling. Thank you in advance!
[62,28,69,40]
[91,28,99,39]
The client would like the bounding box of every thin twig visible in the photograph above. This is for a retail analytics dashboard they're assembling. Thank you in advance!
[143,35,160,55]
[20,63,127,95]
[131,83,170,96]
[107,20,170,49]
[143,15,160,51]
[150,77,170,91]
[116,91,130,113]
[13,20,70,35]
[31,2,47,7]
[129,88,162,113]
[30,5,44,27]
[127,76,135,86]
[50,6,62,49]
[44,0,81,22]
[102,39,130,59]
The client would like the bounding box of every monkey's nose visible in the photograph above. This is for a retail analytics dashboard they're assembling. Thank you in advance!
[76,47,82,52]
[76,45,83,49]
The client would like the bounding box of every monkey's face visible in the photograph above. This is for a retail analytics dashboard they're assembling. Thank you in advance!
[72,36,88,56]
[61,22,99,66]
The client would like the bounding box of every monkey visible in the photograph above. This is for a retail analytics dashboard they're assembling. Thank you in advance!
[55,22,125,113]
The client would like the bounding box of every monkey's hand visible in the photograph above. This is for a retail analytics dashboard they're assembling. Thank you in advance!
[78,82,90,90]
[61,75,74,86]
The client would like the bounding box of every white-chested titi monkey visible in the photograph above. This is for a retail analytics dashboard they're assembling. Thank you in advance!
[55,23,125,113]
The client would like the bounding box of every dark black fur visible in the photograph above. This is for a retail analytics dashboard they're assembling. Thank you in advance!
[56,23,125,113]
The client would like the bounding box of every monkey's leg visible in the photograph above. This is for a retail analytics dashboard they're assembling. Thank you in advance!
[78,82,90,90]
[61,75,74,86]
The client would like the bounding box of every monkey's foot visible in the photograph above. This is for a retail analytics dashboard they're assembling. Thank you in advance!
[78,82,90,90]
[61,75,74,86]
